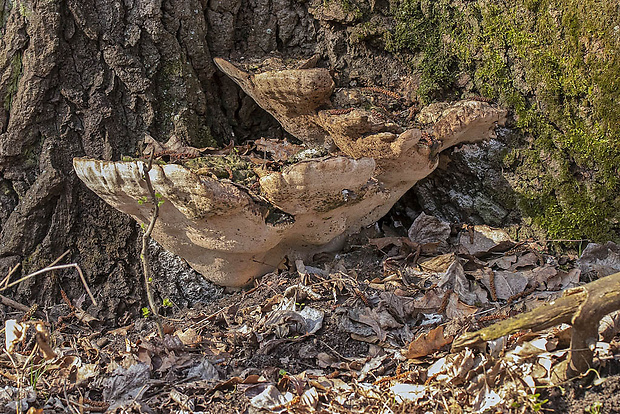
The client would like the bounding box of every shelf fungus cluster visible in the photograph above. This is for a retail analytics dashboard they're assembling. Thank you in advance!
[73,57,507,287]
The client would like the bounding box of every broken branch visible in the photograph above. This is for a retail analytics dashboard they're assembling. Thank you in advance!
[452,271,620,380]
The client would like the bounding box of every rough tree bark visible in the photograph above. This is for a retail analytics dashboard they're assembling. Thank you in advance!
[0,0,402,321]
[0,0,518,322]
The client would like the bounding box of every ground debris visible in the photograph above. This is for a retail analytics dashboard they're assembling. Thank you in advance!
[1,219,619,412]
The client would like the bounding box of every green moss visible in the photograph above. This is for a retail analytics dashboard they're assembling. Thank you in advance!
[386,0,620,241]
[4,53,23,111]
[182,154,258,187]
[349,19,386,43]
[385,0,462,103]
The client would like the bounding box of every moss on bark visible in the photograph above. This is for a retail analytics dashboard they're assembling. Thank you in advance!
[386,0,620,241]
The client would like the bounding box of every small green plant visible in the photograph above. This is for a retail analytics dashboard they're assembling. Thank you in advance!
[137,196,148,205]
[586,401,603,414]
[155,192,165,207]
[162,298,173,308]
[278,369,287,377]
[527,393,548,412]
[30,360,48,390]
[141,307,150,318]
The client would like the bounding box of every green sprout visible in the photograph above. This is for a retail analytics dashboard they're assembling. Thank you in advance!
[586,402,603,414]
[162,298,173,308]
[528,393,548,412]
[141,307,150,318]
[155,192,165,207]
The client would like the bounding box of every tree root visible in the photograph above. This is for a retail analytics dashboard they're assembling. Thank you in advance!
[452,271,620,381]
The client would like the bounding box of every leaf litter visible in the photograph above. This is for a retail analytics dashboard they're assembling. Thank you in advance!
[1,218,620,413]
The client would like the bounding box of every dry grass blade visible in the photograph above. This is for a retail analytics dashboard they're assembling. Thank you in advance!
[1,264,96,306]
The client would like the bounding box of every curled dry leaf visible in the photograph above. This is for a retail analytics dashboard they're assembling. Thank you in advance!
[408,212,451,244]
[458,225,514,256]
[419,253,456,273]
[406,325,453,359]
[249,384,294,412]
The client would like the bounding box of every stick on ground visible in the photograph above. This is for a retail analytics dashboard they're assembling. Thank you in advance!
[452,271,620,381]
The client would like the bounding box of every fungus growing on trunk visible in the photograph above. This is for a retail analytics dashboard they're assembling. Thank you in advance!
[73,57,507,287]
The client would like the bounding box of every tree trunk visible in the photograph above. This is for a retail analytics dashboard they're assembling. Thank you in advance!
[0,0,314,321]
[3,0,612,322]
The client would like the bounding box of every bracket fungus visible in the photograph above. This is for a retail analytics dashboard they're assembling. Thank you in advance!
[74,57,507,287]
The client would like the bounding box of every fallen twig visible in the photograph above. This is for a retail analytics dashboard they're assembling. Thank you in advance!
[0,263,97,306]
[452,271,620,381]
[140,151,165,339]
[0,294,30,312]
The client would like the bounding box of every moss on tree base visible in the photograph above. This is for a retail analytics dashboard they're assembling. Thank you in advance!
[385,0,620,242]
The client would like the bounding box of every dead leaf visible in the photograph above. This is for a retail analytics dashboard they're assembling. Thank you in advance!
[250,384,294,411]
[481,270,528,300]
[458,225,515,256]
[175,328,201,346]
[578,241,620,277]
[440,261,479,306]
[419,253,456,273]
[445,293,478,319]
[170,389,195,411]
[73,308,99,324]
[34,322,57,360]
[109,324,133,336]
[546,268,580,290]
[144,134,201,158]
[510,252,540,270]
[487,255,516,270]
[255,138,304,161]
[408,213,451,244]
[406,325,453,359]
[412,289,444,311]
[522,265,558,288]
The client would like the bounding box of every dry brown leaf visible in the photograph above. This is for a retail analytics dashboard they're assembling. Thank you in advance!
[412,289,444,311]
[408,212,451,244]
[487,255,516,270]
[445,293,478,320]
[406,325,453,359]
[458,225,515,256]
[522,265,558,288]
[255,137,304,161]
[510,252,540,270]
[547,268,580,290]
[419,253,456,273]
[175,328,202,346]
[109,324,133,336]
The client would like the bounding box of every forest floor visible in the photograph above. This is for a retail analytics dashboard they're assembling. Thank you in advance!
[1,222,620,413]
